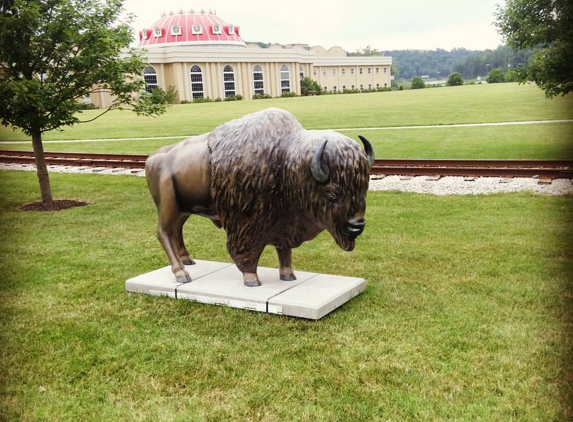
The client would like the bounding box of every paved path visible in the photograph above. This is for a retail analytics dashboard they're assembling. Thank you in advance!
[1,119,571,144]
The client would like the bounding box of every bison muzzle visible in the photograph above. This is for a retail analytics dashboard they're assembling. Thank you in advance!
[145,108,374,287]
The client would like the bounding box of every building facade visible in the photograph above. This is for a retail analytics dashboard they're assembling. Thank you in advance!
[91,10,392,107]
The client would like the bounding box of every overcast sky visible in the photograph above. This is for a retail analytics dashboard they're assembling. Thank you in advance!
[123,0,506,52]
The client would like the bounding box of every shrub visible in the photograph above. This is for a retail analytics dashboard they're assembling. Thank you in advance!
[300,77,322,96]
[77,102,98,110]
[192,97,212,103]
[223,95,243,101]
[281,91,297,98]
[150,85,178,104]
[486,68,506,83]
[411,76,426,89]
[252,93,273,100]
[446,72,464,86]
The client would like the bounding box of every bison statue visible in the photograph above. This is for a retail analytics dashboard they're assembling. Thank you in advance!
[145,108,374,287]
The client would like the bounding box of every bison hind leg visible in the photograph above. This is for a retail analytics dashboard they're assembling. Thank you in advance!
[276,247,297,281]
[174,215,196,266]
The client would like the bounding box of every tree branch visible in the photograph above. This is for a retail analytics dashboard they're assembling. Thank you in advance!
[76,105,119,123]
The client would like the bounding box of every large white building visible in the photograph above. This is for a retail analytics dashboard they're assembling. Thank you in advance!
[92,10,392,106]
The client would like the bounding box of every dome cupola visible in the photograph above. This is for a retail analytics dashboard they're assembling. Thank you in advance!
[139,10,245,48]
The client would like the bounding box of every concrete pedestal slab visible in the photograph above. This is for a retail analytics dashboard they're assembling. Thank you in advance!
[125,260,366,320]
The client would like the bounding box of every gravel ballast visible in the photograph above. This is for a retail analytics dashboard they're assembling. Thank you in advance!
[2,163,572,196]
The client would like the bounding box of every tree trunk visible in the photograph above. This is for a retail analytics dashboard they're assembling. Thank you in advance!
[31,130,53,204]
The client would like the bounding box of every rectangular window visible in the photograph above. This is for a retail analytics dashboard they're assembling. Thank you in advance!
[376,67,379,74]
[359,68,363,74]
[341,68,346,75]
[351,68,355,75]
[322,69,326,76]
[332,69,336,75]
[313,69,317,76]
[368,68,371,74]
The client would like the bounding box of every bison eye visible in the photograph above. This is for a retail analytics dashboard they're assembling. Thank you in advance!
[326,190,339,204]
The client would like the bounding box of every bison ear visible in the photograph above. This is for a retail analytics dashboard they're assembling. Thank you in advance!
[311,140,330,183]
[358,135,375,169]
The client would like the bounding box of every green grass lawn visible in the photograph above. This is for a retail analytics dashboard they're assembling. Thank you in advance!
[1,171,571,421]
[3,121,570,160]
[1,83,572,142]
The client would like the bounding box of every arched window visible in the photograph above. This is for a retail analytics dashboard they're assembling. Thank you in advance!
[223,65,235,97]
[299,65,304,81]
[253,65,264,95]
[280,65,290,93]
[143,67,158,93]
[190,65,204,99]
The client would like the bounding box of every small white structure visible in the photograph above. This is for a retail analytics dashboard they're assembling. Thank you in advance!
[125,260,366,320]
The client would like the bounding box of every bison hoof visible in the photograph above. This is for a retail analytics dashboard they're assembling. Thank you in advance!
[176,274,192,284]
[244,279,262,287]
[182,257,196,265]
[280,274,296,281]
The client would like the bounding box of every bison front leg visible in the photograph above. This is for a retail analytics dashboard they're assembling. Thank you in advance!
[227,238,264,287]
[276,247,296,281]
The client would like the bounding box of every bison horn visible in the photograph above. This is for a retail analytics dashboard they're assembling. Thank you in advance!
[358,135,375,169]
[311,140,330,183]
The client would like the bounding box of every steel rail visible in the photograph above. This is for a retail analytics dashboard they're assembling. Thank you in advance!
[1,150,572,179]
[0,150,148,169]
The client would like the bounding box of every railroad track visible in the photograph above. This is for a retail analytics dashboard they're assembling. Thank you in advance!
[0,150,148,169]
[1,150,572,180]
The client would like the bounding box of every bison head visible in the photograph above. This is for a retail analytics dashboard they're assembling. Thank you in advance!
[308,133,373,251]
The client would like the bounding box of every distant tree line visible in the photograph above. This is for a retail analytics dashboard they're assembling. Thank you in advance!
[348,45,534,81]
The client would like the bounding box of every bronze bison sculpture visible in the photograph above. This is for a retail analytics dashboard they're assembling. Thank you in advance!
[145,108,374,287]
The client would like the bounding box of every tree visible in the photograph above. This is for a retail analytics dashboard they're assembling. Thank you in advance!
[486,68,506,83]
[411,76,425,89]
[0,0,167,206]
[446,72,464,86]
[495,0,573,97]
[300,77,322,96]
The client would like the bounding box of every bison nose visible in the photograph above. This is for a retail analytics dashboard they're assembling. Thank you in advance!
[343,218,366,239]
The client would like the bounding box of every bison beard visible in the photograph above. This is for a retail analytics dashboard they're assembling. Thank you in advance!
[145,108,373,286]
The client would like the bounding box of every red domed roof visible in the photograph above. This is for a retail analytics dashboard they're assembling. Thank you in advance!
[139,11,245,48]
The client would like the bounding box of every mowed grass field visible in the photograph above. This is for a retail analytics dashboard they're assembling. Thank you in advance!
[1,82,572,421]
[0,83,572,159]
